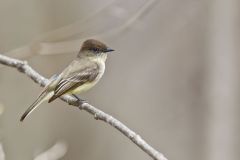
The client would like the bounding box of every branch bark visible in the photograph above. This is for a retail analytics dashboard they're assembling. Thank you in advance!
[0,54,168,160]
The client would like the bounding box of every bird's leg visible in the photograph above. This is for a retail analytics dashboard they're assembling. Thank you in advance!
[72,94,87,108]
[72,94,85,102]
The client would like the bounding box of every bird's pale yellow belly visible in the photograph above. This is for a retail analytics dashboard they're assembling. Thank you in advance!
[70,81,98,94]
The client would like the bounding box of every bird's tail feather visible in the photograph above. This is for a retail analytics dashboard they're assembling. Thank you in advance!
[20,90,53,122]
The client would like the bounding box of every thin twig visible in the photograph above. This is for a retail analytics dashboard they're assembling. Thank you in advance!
[0,54,168,160]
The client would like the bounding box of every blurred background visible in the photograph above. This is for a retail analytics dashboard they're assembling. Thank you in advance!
[0,0,239,159]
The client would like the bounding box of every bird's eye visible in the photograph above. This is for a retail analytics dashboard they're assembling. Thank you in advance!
[92,48,100,53]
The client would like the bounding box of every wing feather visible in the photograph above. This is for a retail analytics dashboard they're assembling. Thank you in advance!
[48,61,99,103]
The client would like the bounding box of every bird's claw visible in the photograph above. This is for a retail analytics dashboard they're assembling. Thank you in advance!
[72,94,87,109]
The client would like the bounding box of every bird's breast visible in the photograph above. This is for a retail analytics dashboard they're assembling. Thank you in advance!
[71,59,105,94]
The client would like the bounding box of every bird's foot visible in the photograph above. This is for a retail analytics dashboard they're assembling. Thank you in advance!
[72,94,87,109]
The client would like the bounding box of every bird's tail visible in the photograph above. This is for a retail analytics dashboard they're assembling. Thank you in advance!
[20,90,53,122]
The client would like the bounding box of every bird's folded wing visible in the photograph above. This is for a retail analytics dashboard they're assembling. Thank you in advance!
[48,61,99,102]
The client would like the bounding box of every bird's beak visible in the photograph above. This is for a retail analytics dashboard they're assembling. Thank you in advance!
[105,47,115,53]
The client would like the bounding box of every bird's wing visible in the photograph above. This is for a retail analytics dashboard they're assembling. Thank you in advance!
[48,60,99,102]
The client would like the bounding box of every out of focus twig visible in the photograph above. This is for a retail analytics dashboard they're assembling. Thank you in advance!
[34,141,68,160]
[0,143,5,160]
[0,54,168,160]
[5,0,158,58]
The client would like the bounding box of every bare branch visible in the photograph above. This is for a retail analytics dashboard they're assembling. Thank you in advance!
[0,54,168,160]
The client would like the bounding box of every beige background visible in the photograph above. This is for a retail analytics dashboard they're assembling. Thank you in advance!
[0,0,239,160]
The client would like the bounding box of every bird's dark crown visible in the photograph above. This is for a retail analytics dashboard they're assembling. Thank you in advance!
[80,39,108,53]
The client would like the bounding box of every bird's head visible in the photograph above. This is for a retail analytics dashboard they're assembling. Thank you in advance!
[78,39,114,58]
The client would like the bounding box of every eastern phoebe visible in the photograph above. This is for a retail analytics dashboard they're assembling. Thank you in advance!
[20,39,114,121]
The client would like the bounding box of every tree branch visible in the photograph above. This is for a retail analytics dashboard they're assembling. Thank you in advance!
[0,54,168,160]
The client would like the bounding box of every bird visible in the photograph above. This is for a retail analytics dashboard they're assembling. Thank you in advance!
[20,39,114,121]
